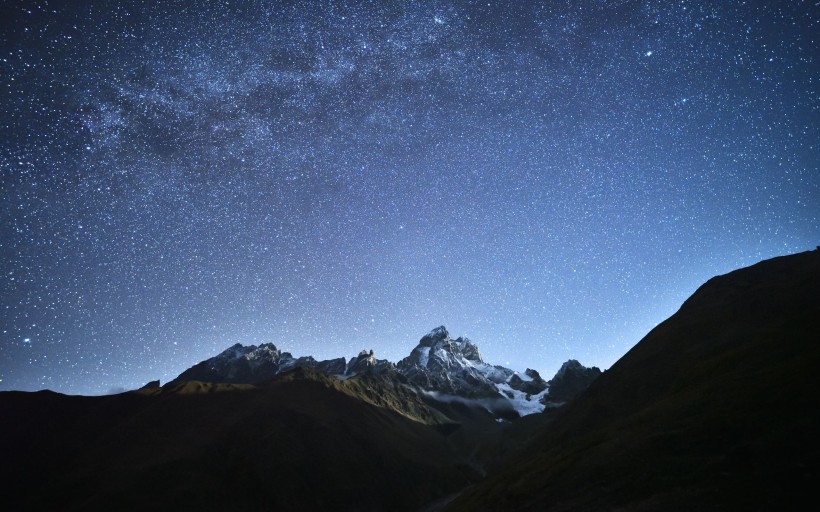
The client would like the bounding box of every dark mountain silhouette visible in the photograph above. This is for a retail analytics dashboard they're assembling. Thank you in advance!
[445,249,820,511]
[0,368,477,511]
[543,359,602,403]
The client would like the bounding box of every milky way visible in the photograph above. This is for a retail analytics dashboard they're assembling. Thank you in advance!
[1,0,817,394]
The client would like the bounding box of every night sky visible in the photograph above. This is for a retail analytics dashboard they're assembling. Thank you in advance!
[1,1,817,395]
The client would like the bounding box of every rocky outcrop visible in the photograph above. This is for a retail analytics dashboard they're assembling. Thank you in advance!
[543,359,602,403]
[508,369,548,396]
[347,349,395,376]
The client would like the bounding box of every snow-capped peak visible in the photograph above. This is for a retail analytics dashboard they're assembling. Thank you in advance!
[214,343,283,365]
[399,326,516,397]
[168,327,600,418]
[419,325,449,346]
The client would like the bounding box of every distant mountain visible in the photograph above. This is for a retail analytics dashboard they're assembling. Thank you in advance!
[446,249,820,511]
[167,325,594,417]
[167,342,393,386]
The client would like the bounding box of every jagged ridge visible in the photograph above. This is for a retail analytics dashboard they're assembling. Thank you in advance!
[166,325,599,417]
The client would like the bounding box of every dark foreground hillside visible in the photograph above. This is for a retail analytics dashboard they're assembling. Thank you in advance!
[0,369,486,512]
[446,249,820,511]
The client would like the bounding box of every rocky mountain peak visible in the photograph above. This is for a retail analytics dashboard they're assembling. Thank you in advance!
[405,327,484,366]
[397,327,513,398]
[525,368,543,381]
[553,359,583,378]
[215,342,283,362]
[347,349,376,373]
[419,325,449,346]
[546,359,602,403]
[168,341,294,386]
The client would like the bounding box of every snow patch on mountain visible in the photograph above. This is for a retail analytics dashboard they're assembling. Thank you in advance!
[417,346,430,368]
[514,371,533,382]
[496,383,550,416]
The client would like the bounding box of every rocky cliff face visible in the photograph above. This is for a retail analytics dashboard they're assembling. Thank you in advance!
[398,326,510,397]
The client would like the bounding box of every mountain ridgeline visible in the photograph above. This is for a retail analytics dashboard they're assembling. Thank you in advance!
[166,324,601,416]
[0,326,600,512]
[1,249,817,511]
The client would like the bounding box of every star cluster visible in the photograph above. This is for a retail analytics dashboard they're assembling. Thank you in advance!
[1,0,817,394]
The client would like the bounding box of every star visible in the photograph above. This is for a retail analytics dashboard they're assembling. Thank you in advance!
[0,0,815,395]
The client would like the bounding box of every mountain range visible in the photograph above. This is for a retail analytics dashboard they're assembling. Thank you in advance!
[166,324,601,417]
[1,249,817,511]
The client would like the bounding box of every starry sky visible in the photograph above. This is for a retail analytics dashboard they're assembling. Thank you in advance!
[1,0,817,395]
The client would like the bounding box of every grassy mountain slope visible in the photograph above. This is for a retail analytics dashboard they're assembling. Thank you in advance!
[446,249,820,511]
[0,368,475,511]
